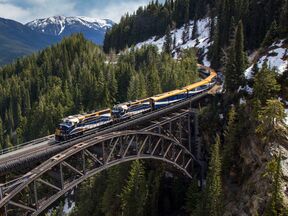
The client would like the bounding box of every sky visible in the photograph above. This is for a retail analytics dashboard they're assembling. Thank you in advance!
[0,0,165,23]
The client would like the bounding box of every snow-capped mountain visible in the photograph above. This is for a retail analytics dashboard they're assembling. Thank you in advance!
[26,16,114,45]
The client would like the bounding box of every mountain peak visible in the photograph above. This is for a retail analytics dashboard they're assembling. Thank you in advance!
[26,16,114,40]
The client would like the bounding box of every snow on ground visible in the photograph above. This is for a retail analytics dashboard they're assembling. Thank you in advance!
[134,18,212,66]
[285,109,288,126]
[245,40,288,79]
[238,85,253,95]
[63,198,75,214]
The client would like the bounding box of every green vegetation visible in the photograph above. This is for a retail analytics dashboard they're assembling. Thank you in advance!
[202,135,223,216]
[223,20,248,94]
[222,106,237,173]
[0,34,198,147]
[264,155,288,215]
[253,64,281,105]
[68,161,188,216]
[120,160,148,216]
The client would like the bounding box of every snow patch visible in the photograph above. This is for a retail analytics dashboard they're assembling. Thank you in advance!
[238,85,253,95]
[63,198,75,214]
[245,40,288,79]
[134,18,212,66]
[240,98,247,105]
[285,109,288,126]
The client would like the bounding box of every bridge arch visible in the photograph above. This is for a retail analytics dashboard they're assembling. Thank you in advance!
[0,131,199,216]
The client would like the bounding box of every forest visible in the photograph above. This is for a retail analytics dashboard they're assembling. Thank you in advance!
[0,34,198,149]
[104,0,288,59]
[0,0,288,215]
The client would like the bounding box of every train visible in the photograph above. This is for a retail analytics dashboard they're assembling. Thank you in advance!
[55,65,218,141]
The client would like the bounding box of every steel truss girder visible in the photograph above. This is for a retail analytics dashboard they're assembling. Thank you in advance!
[0,131,198,216]
[142,109,198,158]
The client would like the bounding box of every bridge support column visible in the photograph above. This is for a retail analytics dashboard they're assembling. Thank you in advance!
[189,109,206,189]
[0,186,7,216]
[193,110,200,161]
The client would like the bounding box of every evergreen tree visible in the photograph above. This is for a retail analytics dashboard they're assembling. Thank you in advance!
[253,63,281,104]
[222,106,237,173]
[182,23,190,44]
[202,135,223,216]
[264,154,287,215]
[185,178,201,215]
[261,20,279,47]
[127,73,140,100]
[223,42,237,93]
[0,118,4,150]
[191,19,198,40]
[75,173,107,216]
[279,0,288,37]
[256,99,287,145]
[121,160,148,216]
[234,20,247,88]
[145,167,163,216]
[102,165,130,216]
[138,72,148,99]
[163,26,173,54]
[173,33,177,49]
[224,20,247,93]
[147,65,162,96]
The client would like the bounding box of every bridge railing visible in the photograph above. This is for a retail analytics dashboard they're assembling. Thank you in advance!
[0,135,54,156]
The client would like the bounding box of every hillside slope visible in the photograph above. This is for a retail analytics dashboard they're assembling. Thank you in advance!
[0,18,59,66]
[133,17,211,66]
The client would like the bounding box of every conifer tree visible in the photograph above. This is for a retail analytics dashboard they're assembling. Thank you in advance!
[145,167,163,216]
[0,118,4,150]
[253,63,280,104]
[138,72,148,99]
[163,26,172,54]
[234,20,247,88]
[127,74,140,100]
[185,178,201,215]
[223,42,237,93]
[102,165,129,216]
[173,33,177,49]
[224,20,247,93]
[223,106,237,173]
[147,65,162,96]
[279,0,288,37]
[202,135,223,216]
[261,20,279,48]
[264,154,287,215]
[121,160,148,216]
[191,19,198,40]
[256,99,287,145]
[182,23,190,44]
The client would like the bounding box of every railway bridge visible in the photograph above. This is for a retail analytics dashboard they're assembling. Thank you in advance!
[0,90,217,216]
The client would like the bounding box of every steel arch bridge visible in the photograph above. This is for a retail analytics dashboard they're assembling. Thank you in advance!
[0,131,199,216]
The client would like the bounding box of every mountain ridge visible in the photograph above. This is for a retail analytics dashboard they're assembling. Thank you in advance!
[0,17,60,66]
[0,16,114,66]
[26,16,114,44]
